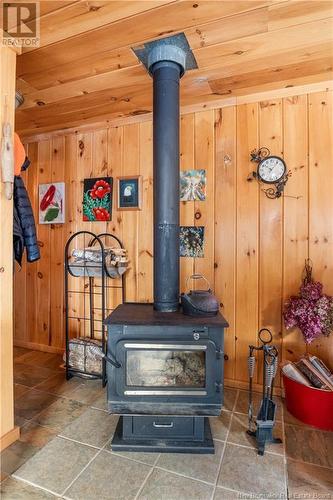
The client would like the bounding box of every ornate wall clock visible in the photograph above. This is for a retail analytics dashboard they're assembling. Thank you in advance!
[249,147,291,199]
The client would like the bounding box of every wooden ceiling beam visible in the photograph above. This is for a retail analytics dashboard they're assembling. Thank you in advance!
[193,18,333,69]
[17,46,138,90]
[18,20,332,111]
[18,81,333,139]
[16,5,333,97]
[209,57,333,95]
[22,0,177,52]
[15,67,332,135]
[17,0,274,72]
[268,0,333,30]
[187,42,333,82]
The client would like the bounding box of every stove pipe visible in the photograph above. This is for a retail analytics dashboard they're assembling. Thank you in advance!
[148,45,186,313]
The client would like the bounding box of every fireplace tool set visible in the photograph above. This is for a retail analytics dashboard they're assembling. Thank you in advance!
[247,328,282,455]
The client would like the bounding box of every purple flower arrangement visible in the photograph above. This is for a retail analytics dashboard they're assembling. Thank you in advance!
[284,261,333,344]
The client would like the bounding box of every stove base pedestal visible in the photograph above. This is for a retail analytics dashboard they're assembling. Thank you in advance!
[111,415,214,454]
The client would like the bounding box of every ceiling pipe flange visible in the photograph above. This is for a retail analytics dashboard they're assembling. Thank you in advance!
[148,44,186,77]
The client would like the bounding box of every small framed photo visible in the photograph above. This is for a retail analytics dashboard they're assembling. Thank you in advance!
[117,176,142,210]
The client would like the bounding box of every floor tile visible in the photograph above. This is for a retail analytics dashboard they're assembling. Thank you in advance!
[14,384,31,400]
[1,477,57,499]
[235,390,282,420]
[138,468,213,500]
[214,486,240,499]
[222,388,238,412]
[60,408,118,448]
[14,437,97,495]
[210,412,231,441]
[1,441,36,476]
[1,421,56,476]
[1,471,9,482]
[90,391,108,411]
[15,390,59,421]
[65,450,151,500]
[287,459,333,497]
[282,401,314,428]
[15,415,29,428]
[66,379,105,405]
[106,445,158,466]
[33,398,87,432]
[284,424,333,468]
[13,347,33,360]
[16,351,64,372]
[228,413,284,455]
[19,421,57,448]
[14,363,56,388]
[218,443,286,496]
[33,373,82,398]
[156,440,224,484]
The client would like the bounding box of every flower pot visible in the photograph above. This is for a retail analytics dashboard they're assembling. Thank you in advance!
[283,373,333,431]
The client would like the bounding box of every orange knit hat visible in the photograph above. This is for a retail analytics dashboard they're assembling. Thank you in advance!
[14,132,26,176]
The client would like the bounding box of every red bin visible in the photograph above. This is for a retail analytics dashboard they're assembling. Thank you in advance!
[283,373,333,431]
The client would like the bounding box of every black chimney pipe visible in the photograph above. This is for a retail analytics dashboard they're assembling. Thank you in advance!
[148,45,186,312]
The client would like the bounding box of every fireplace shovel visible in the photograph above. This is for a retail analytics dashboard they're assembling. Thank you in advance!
[247,329,282,456]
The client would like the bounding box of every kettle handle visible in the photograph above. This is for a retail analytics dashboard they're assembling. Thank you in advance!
[185,274,211,292]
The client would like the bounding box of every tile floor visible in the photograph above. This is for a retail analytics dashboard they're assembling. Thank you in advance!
[1,347,332,499]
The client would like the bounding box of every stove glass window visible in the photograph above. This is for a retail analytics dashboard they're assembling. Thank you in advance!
[126,348,206,387]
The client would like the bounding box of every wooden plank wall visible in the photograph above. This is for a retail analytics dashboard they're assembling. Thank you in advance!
[14,89,333,388]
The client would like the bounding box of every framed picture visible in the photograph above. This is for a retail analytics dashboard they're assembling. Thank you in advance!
[180,226,205,258]
[117,176,142,210]
[83,177,113,221]
[180,169,206,201]
[39,182,65,224]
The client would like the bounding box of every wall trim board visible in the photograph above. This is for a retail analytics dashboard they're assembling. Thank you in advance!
[1,45,17,446]
[20,80,333,144]
[13,340,64,355]
[0,426,20,452]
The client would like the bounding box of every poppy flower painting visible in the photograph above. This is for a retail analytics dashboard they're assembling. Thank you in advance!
[83,177,113,221]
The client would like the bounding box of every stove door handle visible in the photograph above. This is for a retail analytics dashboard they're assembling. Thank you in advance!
[104,353,122,369]
[153,421,174,428]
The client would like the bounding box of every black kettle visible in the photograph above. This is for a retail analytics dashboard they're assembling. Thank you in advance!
[181,274,219,317]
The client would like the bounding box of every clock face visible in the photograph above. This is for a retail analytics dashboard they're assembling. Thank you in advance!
[257,156,286,184]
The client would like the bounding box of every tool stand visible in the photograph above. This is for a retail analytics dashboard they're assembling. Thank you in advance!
[247,328,282,456]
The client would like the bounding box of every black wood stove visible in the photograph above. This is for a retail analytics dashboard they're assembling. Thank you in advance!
[105,35,228,454]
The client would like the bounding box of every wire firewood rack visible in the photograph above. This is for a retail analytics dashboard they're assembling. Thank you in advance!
[64,231,126,386]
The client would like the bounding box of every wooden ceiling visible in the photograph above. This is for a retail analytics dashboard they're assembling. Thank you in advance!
[14,0,333,136]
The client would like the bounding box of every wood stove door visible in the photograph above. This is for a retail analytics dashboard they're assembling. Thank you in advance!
[114,340,220,400]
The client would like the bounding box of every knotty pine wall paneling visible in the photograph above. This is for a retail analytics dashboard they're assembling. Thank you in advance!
[14,90,333,388]
[308,91,333,360]
[282,95,309,362]
[235,102,259,384]
[214,107,236,382]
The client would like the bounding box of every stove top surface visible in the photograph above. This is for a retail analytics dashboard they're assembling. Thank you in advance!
[105,303,229,327]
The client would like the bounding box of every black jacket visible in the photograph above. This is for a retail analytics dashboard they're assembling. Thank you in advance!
[14,158,40,265]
